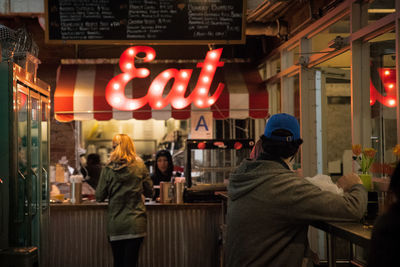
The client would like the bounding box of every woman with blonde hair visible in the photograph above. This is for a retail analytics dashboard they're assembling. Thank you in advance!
[96,134,153,267]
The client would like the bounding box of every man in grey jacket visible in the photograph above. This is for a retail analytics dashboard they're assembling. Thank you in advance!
[226,113,367,267]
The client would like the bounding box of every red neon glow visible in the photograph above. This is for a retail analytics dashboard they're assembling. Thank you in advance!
[197,142,206,149]
[388,99,396,107]
[106,46,225,110]
[370,68,397,108]
[234,142,243,150]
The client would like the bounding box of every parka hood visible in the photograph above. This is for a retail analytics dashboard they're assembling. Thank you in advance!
[228,159,293,201]
[106,159,134,182]
[107,159,129,170]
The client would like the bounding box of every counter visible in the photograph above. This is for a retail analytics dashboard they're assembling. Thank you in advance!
[311,221,372,267]
[47,202,222,267]
[311,221,371,248]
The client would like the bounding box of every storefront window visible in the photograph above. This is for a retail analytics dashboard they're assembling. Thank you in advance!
[293,74,301,170]
[258,63,267,81]
[267,82,281,115]
[368,29,396,177]
[367,0,395,25]
[315,50,351,175]
[292,46,299,66]
[266,55,281,79]
[293,75,300,119]
[215,119,254,139]
[311,15,350,52]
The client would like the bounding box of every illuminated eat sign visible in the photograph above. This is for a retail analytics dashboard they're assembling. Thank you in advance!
[370,68,396,107]
[106,46,225,110]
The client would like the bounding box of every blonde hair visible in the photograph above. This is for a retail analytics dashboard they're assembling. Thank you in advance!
[109,134,137,164]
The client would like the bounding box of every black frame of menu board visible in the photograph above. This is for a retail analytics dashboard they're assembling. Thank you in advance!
[44,0,246,45]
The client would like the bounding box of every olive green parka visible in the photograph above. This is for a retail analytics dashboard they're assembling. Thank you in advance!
[96,158,153,241]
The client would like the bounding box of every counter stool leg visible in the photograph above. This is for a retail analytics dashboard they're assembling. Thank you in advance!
[350,242,354,263]
[326,233,336,267]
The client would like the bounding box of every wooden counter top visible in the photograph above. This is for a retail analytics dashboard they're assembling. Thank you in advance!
[50,201,221,209]
[311,221,372,248]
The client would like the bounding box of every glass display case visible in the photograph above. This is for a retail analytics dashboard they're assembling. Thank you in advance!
[0,58,50,266]
[185,139,254,189]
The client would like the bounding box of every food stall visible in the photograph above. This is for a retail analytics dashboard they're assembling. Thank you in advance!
[42,0,269,263]
[47,44,268,266]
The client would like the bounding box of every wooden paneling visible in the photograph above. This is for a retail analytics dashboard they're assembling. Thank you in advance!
[47,203,222,267]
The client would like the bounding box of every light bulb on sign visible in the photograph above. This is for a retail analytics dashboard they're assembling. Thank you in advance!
[174,101,184,109]
[385,70,390,76]
[388,99,396,107]
[106,46,225,111]
[141,69,149,76]
[153,84,161,93]
[129,102,137,109]
[147,53,154,60]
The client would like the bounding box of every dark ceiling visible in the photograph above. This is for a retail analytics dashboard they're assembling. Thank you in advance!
[0,17,277,66]
[0,0,342,66]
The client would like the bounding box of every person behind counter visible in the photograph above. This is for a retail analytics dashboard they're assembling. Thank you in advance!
[81,153,102,190]
[96,134,153,267]
[151,150,174,200]
[225,113,367,267]
[368,161,400,267]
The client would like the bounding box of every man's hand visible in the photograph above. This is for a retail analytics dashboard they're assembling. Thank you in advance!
[337,173,363,192]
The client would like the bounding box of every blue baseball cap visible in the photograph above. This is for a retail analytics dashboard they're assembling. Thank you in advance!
[264,113,301,142]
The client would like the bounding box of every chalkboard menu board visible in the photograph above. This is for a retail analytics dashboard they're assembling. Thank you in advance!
[45,0,246,44]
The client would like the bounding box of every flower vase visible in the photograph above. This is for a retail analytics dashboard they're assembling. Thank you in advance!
[359,173,372,191]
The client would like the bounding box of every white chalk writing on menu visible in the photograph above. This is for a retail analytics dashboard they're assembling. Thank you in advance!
[47,0,244,41]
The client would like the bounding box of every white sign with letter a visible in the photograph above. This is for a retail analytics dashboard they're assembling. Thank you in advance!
[190,112,213,139]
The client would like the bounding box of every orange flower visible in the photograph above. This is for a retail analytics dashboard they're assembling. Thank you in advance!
[353,145,377,174]
[393,144,400,157]
[363,148,377,159]
[352,144,362,156]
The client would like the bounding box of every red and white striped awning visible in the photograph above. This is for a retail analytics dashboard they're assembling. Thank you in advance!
[54,62,268,122]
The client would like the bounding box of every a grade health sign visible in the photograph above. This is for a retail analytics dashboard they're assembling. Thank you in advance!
[190,112,213,139]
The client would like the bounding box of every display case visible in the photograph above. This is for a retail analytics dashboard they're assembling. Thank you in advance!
[185,139,254,190]
[0,58,50,266]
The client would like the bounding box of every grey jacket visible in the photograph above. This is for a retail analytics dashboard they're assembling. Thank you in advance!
[96,158,153,241]
[226,159,367,267]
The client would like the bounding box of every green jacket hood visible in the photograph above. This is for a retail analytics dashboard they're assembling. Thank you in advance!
[106,158,140,182]
[228,159,292,201]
